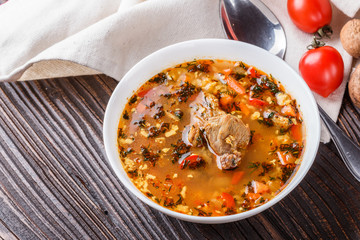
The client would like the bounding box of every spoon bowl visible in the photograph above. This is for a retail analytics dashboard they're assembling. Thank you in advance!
[220,0,287,58]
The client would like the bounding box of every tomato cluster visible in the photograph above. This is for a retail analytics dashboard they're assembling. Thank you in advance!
[287,0,344,98]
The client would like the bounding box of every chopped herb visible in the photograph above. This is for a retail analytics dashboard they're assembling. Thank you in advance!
[259,197,265,203]
[225,208,236,215]
[279,128,289,135]
[187,62,210,73]
[257,117,274,127]
[175,194,183,205]
[118,128,127,139]
[127,169,138,178]
[196,208,212,216]
[252,76,280,97]
[280,163,296,182]
[153,105,165,119]
[251,84,264,96]
[231,72,246,80]
[161,93,173,99]
[133,118,146,128]
[279,142,303,158]
[239,62,247,69]
[258,76,280,94]
[249,162,260,173]
[265,78,280,94]
[163,197,174,207]
[171,140,191,163]
[119,146,134,158]
[174,82,199,102]
[140,145,159,166]
[268,112,275,118]
[147,122,170,138]
[149,72,167,84]
[259,162,273,176]
[123,110,129,120]
[129,95,138,105]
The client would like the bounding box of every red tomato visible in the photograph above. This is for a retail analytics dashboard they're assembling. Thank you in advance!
[287,0,332,33]
[220,192,235,208]
[137,88,150,98]
[299,46,344,98]
[249,96,267,107]
[247,67,260,78]
[179,154,203,169]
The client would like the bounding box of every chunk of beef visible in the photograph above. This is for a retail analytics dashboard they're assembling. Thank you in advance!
[204,114,250,155]
[263,109,293,130]
[187,92,223,147]
[218,152,242,170]
[187,92,250,170]
[187,123,206,147]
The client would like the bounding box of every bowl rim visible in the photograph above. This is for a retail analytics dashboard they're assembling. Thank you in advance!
[103,38,321,224]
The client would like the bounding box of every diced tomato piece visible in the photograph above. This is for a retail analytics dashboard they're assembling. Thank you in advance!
[224,75,246,95]
[290,124,303,143]
[249,96,267,107]
[179,154,204,169]
[281,105,296,117]
[220,192,235,208]
[138,89,151,98]
[247,67,260,78]
[231,171,245,185]
[252,181,269,194]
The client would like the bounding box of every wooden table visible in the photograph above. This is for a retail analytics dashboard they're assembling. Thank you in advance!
[0,74,359,239]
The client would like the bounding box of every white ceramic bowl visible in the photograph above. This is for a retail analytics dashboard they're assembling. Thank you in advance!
[103,39,320,224]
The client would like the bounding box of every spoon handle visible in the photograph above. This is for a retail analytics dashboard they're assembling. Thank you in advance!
[318,105,360,181]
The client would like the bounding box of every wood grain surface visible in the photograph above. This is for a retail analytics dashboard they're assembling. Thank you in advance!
[0,74,359,240]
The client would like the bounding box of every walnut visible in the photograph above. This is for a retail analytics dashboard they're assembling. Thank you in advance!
[349,64,360,108]
[340,19,360,58]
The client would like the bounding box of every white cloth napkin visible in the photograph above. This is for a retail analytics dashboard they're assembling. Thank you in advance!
[331,0,360,18]
[0,0,359,143]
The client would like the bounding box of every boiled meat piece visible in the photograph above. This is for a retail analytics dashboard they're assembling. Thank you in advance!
[187,92,250,169]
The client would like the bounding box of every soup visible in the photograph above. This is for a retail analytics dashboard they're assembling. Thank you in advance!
[117,59,304,216]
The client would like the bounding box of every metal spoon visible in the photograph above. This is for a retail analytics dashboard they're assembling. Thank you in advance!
[220,0,360,181]
[220,0,286,58]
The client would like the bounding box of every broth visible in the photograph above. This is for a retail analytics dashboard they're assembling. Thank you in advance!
[117,59,304,216]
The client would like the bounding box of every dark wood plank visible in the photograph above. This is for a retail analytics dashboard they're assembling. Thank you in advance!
[0,75,359,239]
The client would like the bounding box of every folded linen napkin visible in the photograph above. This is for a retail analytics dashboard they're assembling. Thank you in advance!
[0,0,359,142]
